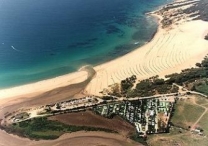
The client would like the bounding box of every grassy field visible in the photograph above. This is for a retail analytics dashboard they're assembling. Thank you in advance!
[147,131,208,146]
[147,95,208,146]
[171,100,205,129]
[198,112,208,135]
[204,104,208,108]
[195,83,208,95]
[195,95,208,105]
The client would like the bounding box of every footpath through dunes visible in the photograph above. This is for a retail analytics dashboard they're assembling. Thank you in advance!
[0,66,95,118]
[86,20,208,95]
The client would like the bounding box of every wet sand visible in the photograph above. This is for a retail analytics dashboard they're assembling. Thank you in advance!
[0,66,95,118]
[0,130,142,146]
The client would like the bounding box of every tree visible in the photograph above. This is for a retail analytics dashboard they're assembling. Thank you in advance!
[196,62,202,67]
[205,34,208,40]
[154,79,165,85]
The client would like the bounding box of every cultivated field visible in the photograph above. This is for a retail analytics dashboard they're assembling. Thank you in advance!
[49,110,136,137]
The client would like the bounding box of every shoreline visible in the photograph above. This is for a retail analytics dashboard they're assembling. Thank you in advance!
[0,130,140,146]
[0,1,168,91]
[0,0,208,145]
[0,17,158,99]
[1,0,208,100]
[0,16,159,100]
[0,15,159,92]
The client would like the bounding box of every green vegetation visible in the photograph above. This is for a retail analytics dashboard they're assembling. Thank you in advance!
[121,75,137,94]
[165,56,208,87]
[108,73,179,98]
[102,96,114,100]
[165,68,207,86]
[13,112,30,120]
[107,75,137,97]
[106,75,179,98]
[195,95,208,105]
[107,83,122,97]
[107,56,208,98]
[194,80,208,95]
[10,117,115,140]
[127,76,179,97]
[171,100,205,129]
[161,56,208,96]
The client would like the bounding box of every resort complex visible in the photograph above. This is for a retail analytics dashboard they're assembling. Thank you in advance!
[93,98,175,136]
[1,76,208,144]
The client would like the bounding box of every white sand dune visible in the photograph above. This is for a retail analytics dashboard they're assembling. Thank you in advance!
[85,20,208,95]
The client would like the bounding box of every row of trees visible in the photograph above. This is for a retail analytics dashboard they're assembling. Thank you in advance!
[106,73,180,98]
[127,77,178,97]
[165,56,208,87]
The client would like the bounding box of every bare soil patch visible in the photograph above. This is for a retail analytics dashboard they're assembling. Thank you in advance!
[147,130,208,146]
[49,110,135,137]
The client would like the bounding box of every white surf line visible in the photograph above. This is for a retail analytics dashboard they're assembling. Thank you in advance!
[134,41,139,45]
[11,45,22,52]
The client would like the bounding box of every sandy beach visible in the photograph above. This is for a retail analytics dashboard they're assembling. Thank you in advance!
[86,19,208,95]
[1,20,208,99]
[1,0,207,101]
[0,0,208,145]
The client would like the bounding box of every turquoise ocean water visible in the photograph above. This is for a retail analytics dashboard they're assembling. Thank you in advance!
[0,0,171,88]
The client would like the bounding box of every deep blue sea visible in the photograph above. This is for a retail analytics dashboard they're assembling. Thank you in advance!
[0,0,172,88]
